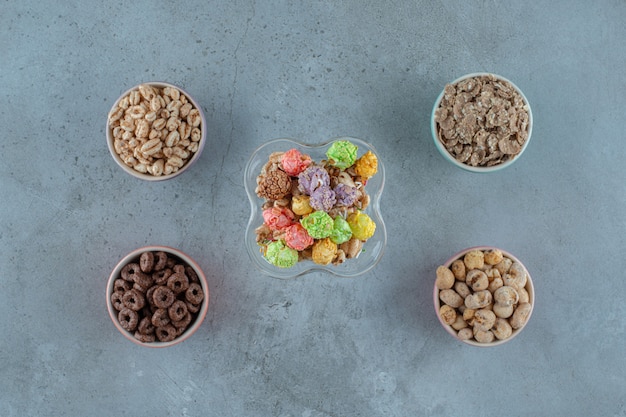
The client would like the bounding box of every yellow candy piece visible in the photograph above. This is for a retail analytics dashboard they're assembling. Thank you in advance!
[347,212,376,240]
[354,150,378,179]
[291,195,313,216]
[311,238,337,265]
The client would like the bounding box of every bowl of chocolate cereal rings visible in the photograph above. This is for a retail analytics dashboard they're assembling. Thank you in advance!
[106,246,209,347]
[431,73,533,172]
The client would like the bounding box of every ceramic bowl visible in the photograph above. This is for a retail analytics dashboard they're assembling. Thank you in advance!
[106,81,206,181]
[433,246,534,347]
[244,137,386,279]
[431,73,533,172]
[106,245,209,347]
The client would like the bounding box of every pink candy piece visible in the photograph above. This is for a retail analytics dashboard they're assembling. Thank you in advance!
[284,223,314,251]
[281,149,312,176]
[263,207,295,230]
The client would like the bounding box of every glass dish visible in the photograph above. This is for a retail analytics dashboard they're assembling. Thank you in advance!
[244,137,386,279]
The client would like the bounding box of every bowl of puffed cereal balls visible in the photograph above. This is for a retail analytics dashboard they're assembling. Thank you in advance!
[431,73,533,172]
[106,82,206,180]
[244,137,386,279]
[107,246,209,347]
[433,246,534,347]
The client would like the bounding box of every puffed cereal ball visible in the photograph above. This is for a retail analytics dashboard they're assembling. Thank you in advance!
[435,266,455,290]
[464,250,484,270]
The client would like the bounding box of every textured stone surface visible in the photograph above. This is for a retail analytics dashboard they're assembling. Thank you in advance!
[1,0,625,415]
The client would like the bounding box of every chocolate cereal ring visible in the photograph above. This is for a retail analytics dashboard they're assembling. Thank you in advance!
[185,266,199,283]
[186,300,200,313]
[173,264,186,275]
[114,279,132,293]
[151,308,170,328]
[153,251,168,271]
[168,300,188,322]
[110,291,124,311]
[134,331,155,343]
[145,285,157,307]
[118,308,139,331]
[166,257,176,269]
[138,316,155,335]
[139,251,155,273]
[121,263,141,281]
[132,271,153,289]
[122,288,146,311]
[153,285,175,308]
[185,283,204,305]
[172,311,192,331]
[155,324,177,342]
[152,268,172,285]
[167,273,189,294]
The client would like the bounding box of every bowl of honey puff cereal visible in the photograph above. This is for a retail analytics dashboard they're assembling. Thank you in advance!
[433,246,534,347]
[431,73,533,172]
[244,137,386,279]
[106,246,209,347]
[106,82,206,180]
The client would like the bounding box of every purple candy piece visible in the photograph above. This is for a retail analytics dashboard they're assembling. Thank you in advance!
[309,186,336,212]
[334,183,358,207]
[298,165,330,195]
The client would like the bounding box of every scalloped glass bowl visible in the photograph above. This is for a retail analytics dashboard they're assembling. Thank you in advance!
[106,81,207,181]
[106,245,209,347]
[244,137,386,279]
[431,73,533,173]
[433,246,535,347]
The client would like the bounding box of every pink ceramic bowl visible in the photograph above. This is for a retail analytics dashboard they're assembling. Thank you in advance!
[106,81,207,181]
[106,246,209,347]
[433,246,534,347]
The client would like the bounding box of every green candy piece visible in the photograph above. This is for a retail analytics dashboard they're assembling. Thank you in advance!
[264,240,299,268]
[300,211,334,239]
[330,216,352,244]
[326,140,358,169]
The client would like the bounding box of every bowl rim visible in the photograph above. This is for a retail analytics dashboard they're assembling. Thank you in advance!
[430,72,533,173]
[106,245,209,348]
[105,81,207,181]
[433,246,535,347]
[244,136,387,279]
